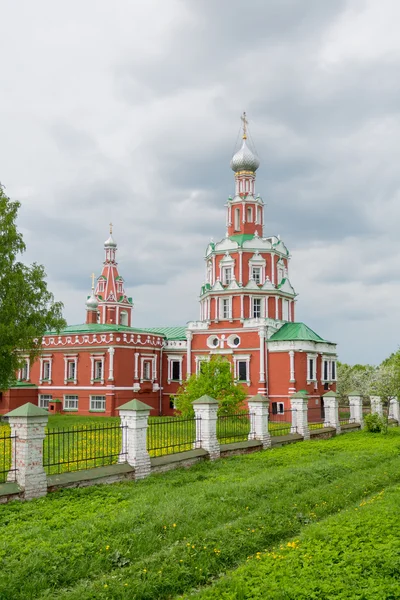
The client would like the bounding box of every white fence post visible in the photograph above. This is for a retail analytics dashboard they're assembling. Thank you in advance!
[370,396,383,418]
[118,399,152,480]
[5,403,48,500]
[348,391,364,428]
[192,395,220,460]
[248,394,271,448]
[290,391,310,440]
[389,397,400,422]
[322,391,341,434]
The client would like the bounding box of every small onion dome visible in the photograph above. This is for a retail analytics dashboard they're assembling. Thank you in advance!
[86,293,99,311]
[104,233,117,248]
[230,139,260,173]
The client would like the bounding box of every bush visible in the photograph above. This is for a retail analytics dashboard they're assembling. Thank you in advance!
[364,412,384,433]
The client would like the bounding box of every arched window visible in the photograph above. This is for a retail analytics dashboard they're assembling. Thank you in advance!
[234,208,240,231]
[120,311,128,326]
[247,206,253,222]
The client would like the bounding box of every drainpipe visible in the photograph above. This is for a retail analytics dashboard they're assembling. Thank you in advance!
[159,344,163,416]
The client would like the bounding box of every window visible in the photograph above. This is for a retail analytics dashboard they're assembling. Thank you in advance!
[117,281,123,293]
[331,361,336,380]
[234,207,240,231]
[308,357,316,381]
[256,206,262,224]
[43,361,50,381]
[222,267,232,285]
[323,360,328,381]
[94,360,103,380]
[237,361,248,382]
[252,267,261,284]
[20,360,29,381]
[169,399,175,410]
[277,402,284,414]
[39,394,52,409]
[221,298,230,319]
[98,280,105,292]
[171,360,181,381]
[64,395,78,410]
[90,395,106,411]
[282,299,289,321]
[252,298,262,318]
[143,361,152,380]
[120,311,128,326]
[67,361,76,380]
[247,206,253,222]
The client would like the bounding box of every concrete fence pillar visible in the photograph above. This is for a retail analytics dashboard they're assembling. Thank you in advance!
[322,391,341,434]
[5,403,48,500]
[192,395,220,460]
[118,399,152,480]
[348,392,364,428]
[248,394,271,448]
[370,396,383,418]
[290,392,310,440]
[389,397,399,422]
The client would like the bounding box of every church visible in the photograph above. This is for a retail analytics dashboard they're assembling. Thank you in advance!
[0,115,337,416]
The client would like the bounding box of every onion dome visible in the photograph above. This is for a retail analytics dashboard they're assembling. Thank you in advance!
[104,222,117,248]
[86,293,98,311]
[230,139,260,173]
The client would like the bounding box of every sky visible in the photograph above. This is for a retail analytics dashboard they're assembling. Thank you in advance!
[1,0,400,365]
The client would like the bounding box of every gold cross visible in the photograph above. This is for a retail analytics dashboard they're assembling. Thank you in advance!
[241,111,248,139]
[109,222,113,234]
[91,272,95,291]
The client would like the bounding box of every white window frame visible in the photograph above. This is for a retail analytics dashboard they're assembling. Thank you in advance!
[19,357,30,381]
[64,355,78,384]
[247,206,253,222]
[222,266,233,285]
[120,311,128,326]
[39,355,52,384]
[331,360,337,381]
[252,297,262,319]
[39,394,52,409]
[220,297,232,320]
[98,279,105,293]
[140,357,154,382]
[248,253,266,285]
[307,354,317,383]
[233,354,251,386]
[195,355,210,375]
[167,355,183,384]
[90,354,105,384]
[90,395,106,412]
[234,207,240,231]
[63,395,79,411]
[252,266,261,284]
[282,299,289,321]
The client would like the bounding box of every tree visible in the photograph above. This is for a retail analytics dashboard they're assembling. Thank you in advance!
[336,361,375,403]
[0,184,66,389]
[174,355,247,417]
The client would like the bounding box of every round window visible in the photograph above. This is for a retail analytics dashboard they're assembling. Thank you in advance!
[212,338,219,347]
[233,337,240,347]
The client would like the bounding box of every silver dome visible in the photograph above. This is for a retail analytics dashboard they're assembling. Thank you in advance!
[230,139,260,173]
[104,234,117,248]
[86,293,99,311]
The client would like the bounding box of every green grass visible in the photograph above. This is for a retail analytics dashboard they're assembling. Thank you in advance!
[1,430,400,599]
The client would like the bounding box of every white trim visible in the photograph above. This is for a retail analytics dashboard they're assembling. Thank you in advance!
[289,350,295,383]
[167,355,184,384]
[233,354,251,386]
[108,347,115,381]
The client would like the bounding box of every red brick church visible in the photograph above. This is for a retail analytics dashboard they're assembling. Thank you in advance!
[1,115,337,416]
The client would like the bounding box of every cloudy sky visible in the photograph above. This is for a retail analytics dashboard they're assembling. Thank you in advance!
[1,0,400,365]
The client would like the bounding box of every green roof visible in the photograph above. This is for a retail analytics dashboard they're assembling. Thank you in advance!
[145,326,187,340]
[45,323,165,336]
[229,234,254,247]
[269,322,330,343]
[10,381,38,388]
[5,402,48,418]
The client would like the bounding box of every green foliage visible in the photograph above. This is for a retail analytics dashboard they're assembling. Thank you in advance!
[0,185,66,389]
[336,361,375,403]
[174,355,247,417]
[364,412,384,433]
[1,430,400,598]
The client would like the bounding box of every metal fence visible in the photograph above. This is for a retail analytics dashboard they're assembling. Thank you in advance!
[217,412,253,443]
[339,406,351,425]
[147,416,201,457]
[269,409,295,436]
[43,423,127,475]
[308,405,326,430]
[0,430,16,484]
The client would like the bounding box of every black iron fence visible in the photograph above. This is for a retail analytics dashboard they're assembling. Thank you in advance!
[43,423,127,475]
[217,412,253,443]
[339,405,351,425]
[147,416,201,457]
[0,430,16,484]
[268,409,295,436]
[308,405,326,430]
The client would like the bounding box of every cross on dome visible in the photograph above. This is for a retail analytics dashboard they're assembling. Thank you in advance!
[241,111,248,140]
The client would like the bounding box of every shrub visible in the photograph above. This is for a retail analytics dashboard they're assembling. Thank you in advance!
[364,412,384,433]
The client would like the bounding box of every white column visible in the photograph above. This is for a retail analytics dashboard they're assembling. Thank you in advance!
[214,297,219,321]
[370,396,383,418]
[348,392,364,427]
[186,331,193,378]
[289,350,295,383]
[153,355,157,381]
[265,297,268,318]
[248,394,271,448]
[192,395,220,460]
[290,392,310,440]
[239,251,243,285]
[39,357,44,384]
[271,253,275,285]
[212,255,216,285]
[108,347,115,381]
[275,296,279,319]
[5,403,48,500]
[240,295,244,319]
[26,358,30,381]
[389,398,399,422]
[90,355,95,384]
[258,328,266,383]
[322,391,340,433]
[134,353,139,379]
[118,399,152,480]
[49,358,53,383]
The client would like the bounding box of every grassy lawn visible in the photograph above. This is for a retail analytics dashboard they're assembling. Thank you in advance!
[0,430,400,599]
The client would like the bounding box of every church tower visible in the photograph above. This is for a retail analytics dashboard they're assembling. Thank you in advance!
[93,225,133,326]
